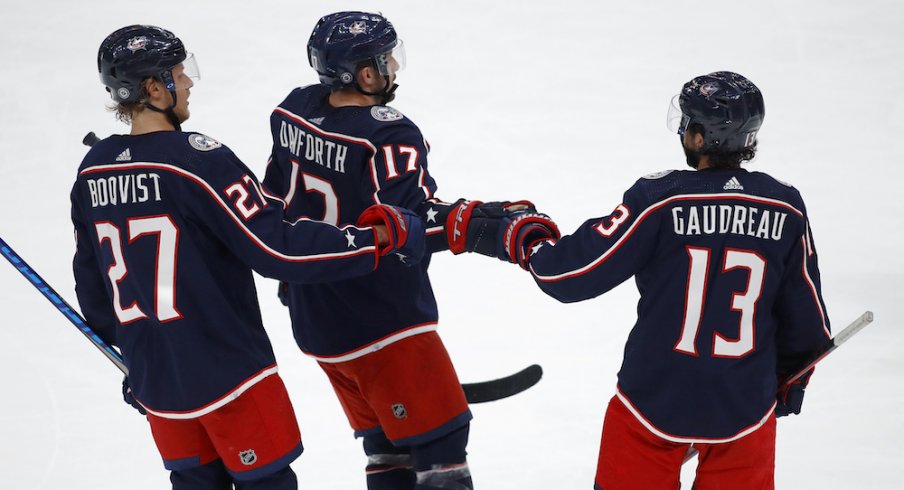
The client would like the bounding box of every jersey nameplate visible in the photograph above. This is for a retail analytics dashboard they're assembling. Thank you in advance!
[371,106,404,122]
[189,133,223,152]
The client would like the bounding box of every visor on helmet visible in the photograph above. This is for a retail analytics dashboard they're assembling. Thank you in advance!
[374,40,406,77]
[666,94,691,135]
[182,53,201,83]
[169,53,200,91]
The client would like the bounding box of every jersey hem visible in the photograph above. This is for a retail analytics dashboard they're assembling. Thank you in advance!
[142,365,279,419]
[305,322,438,363]
[615,388,776,444]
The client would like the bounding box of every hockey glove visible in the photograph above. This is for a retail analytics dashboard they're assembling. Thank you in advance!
[776,367,814,418]
[447,200,538,255]
[122,376,147,416]
[502,212,561,270]
[357,204,426,267]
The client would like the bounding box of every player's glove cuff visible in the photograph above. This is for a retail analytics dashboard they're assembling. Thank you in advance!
[503,213,561,270]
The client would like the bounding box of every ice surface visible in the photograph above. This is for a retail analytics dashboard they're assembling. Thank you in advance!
[1,1,902,488]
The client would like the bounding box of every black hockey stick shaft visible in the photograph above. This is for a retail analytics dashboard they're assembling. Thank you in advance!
[80,130,542,403]
[462,364,543,403]
[83,131,100,147]
[0,236,128,374]
[682,311,874,464]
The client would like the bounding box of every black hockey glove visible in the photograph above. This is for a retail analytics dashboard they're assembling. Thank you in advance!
[122,376,147,416]
[775,368,814,417]
[447,200,538,255]
[357,204,426,267]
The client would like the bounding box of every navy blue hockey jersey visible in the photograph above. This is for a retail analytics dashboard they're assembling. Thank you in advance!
[527,168,831,441]
[265,84,439,359]
[71,131,381,414]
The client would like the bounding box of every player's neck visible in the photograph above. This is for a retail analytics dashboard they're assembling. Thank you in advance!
[130,108,177,135]
[696,156,711,170]
[329,88,379,108]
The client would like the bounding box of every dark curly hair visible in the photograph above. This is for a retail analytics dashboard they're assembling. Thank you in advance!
[688,123,757,169]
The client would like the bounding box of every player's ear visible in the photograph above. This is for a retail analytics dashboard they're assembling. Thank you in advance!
[690,130,705,151]
[143,77,162,101]
[358,65,378,87]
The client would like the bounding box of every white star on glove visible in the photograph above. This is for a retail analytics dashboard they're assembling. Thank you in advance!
[395,252,407,263]
[531,242,545,256]
[426,207,439,223]
[345,230,357,248]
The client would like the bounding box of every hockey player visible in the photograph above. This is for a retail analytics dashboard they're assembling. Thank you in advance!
[263,11,557,490]
[72,25,425,490]
[500,72,831,489]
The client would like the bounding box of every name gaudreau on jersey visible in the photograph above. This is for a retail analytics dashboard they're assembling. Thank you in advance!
[671,204,788,240]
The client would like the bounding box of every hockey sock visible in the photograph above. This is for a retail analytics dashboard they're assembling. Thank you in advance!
[170,459,232,490]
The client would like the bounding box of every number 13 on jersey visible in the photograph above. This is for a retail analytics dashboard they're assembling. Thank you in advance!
[674,247,766,358]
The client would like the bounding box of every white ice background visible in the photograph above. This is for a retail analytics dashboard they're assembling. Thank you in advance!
[1,1,903,488]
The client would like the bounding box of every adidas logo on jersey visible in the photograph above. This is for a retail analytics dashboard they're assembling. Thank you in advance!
[115,148,132,162]
[723,177,744,191]
[309,117,325,125]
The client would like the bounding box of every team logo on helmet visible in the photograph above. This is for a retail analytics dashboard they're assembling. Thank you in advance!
[371,106,404,122]
[126,36,148,52]
[391,403,408,419]
[188,133,223,151]
[340,72,354,84]
[699,82,720,97]
[117,87,131,100]
[239,449,257,466]
[349,20,368,35]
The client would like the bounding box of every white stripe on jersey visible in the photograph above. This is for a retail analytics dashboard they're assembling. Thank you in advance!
[143,365,279,419]
[531,193,805,283]
[799,235,831,338]
[306,322,438,363]
[616,389,775,444]
[80,162,376,262]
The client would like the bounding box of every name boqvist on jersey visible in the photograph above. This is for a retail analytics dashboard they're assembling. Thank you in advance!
[84,172,164,208]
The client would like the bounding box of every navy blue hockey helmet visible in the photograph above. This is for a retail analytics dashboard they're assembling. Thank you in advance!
[307,11,405,88]
[667,71,765,152]
[98,25,189,103]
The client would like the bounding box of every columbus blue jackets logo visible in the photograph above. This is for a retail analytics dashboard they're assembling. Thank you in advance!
[371,106,404,122]
[239,449,257,466]
[391,403,408,419]
[126,36,147,52]
[642,170,674,180]
[699,82,720,97]
[349,20,367,35]
[188,134,223,152]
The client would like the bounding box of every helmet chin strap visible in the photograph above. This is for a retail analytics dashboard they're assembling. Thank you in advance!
[144,89,182,131]
[355,75,398,105]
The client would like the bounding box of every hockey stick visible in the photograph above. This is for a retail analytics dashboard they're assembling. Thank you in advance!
[462,364,543,403]
[682,310,874,464]
[0,236,128,374]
